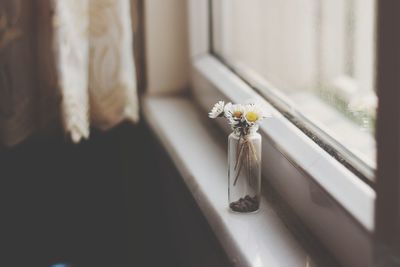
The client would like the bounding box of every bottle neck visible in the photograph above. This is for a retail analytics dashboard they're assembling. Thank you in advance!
[233,125,259,138]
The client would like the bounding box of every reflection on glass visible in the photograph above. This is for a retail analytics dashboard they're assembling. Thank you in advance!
[212,0,376,177]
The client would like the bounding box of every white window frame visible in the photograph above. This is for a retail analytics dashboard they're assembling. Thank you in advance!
[211,0,377,173]
[187,1,377,267]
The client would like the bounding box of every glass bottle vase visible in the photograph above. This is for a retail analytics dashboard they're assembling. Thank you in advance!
[228,130,261,213]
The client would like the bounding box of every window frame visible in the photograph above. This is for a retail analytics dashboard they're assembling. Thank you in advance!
[187,1,377,266]
[210,0,377,178]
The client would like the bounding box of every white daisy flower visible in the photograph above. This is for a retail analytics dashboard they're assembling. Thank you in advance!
[245,100,272,117]
[243,103,266,125]
[229,104,245,120]
[208,101,225,118]
[223,102,238,126]
[224,102,233,115]
[209,100,271,137]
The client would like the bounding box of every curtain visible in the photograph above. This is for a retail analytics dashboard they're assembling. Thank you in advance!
[0,0,139,146]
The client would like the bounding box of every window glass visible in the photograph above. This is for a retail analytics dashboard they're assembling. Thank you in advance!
[212,0,376,177]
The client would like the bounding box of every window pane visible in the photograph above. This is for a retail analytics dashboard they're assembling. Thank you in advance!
[212,0,376,177]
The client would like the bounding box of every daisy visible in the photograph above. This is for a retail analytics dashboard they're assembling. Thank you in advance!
[223,103,237,126]
[225,103,245,120]
[244,103,264,125]
[225,103,246,126]
[208,101,225,118]
[224,102,233,115]
[232,104,245,121]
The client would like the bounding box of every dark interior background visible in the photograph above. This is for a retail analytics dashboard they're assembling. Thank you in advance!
[0,121,230,267]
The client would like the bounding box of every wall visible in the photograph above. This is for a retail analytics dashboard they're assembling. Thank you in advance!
[144,0,190,94]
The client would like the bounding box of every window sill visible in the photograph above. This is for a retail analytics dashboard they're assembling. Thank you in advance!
[191,55,375,232]
[189,55,374,267]
[143,95,326,267]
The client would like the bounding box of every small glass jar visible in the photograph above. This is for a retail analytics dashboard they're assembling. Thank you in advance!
[228,127,261,213]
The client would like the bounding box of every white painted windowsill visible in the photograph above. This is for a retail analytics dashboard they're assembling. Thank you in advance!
[143,96,324,267]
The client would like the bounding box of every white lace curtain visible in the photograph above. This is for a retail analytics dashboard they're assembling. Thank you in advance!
[0,0,139,145]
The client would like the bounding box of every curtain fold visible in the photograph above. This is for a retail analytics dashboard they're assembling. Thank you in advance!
[53,0,90,143]
[0,0,139,146]
[0,0,60,146]
[88,0,139,131]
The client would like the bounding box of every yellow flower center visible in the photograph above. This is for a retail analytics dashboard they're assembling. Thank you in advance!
[246,111,259,122]
[233,111,242,118]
